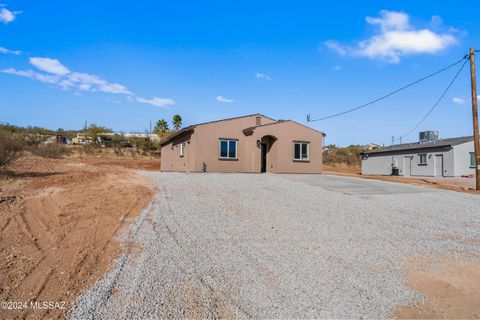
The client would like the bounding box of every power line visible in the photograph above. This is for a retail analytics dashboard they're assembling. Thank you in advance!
[307,54,469,122]
[394,56,469,141]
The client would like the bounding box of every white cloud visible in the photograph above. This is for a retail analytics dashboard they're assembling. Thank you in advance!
[256,72,271,80]
[0,6,21,24]
[216,95,234,103]
[0,46,21,55]
[452,97,465,105]
[3,57,133,95]
[2,56,177,108]
[325,10,457,63]
[2,68,60,84]
[333,65,342,71]
[29,57,70,75]
[325,40,348,56]
[136,97,175,107]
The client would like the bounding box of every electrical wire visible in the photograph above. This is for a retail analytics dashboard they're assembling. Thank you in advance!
[395,55,469,141]
[307,54,469,122]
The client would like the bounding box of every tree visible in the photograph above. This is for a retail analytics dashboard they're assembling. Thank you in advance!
[83,124,112,153]
[154,119,169,135]
[172,114,182,130]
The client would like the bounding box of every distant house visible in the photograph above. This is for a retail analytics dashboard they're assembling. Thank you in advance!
[362,131,476,177]
[364,143,381,151]
[160,114,325,173]
[72,133,90,145]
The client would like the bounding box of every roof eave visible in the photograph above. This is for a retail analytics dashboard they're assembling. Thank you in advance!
[159,127,195,146]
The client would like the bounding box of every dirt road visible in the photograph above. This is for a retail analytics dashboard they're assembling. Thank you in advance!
[0,157,155,319]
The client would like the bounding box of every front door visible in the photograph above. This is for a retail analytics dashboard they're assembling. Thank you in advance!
[403,156,411,176]
[435,155,444,177]
[261,143,267,173]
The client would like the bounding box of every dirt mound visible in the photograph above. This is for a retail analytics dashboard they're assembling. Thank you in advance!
[394,254,480,319]
[0,157,153,319]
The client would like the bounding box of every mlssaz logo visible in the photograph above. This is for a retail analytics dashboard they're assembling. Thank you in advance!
[30,301,66,310]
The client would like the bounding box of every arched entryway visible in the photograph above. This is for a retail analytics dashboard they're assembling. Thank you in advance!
[260,135,277,173]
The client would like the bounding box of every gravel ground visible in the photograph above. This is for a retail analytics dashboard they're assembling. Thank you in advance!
[69,173,480,319]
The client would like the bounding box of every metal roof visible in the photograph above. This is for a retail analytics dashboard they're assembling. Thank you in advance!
[365,136,473,155]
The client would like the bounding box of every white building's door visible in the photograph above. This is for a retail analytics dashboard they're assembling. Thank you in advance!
[435,155,444,177]
[403,156,411,176]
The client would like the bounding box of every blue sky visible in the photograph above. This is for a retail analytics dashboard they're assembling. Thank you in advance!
[1,1,479,146]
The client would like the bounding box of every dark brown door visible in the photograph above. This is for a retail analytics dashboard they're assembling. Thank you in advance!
[261,143,267,173]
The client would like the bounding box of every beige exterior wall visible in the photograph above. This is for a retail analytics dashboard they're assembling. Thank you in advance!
[249,121,324,173]
[160,115,324,173]
[160,131,194,172]
[191,115,275,172]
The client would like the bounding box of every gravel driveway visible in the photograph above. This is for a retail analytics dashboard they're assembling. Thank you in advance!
[70,173,480,319]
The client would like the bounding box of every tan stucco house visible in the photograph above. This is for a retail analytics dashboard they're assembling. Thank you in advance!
[160,114,325,173]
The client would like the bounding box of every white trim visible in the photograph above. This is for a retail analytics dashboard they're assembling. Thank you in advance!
[419,153,427,165]
[219,139,238,159]
[179,143,185,157]
[293,142,309,161]
[470,152,476,168]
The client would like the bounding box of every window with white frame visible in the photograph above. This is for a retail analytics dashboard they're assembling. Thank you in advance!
[419,154,427,165]
[470,152,476,168]
[293,142,309,161]
[179,143,185,157]
[219,139,237,159]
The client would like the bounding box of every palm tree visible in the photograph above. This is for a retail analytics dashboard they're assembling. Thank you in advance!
[172,114,182,130]
[154,119,169,135]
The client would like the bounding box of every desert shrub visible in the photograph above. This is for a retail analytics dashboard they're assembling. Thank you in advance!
[81,124,113,154]
[108,134,130,156]
[0,134,24,169]
[30,143,71,159]
[128,137,160,152]
[323,145,363,166]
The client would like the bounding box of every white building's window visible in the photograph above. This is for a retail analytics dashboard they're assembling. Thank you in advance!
[470,152,476,168]
[419,154,427,165]
[293,142,309,161]
[219,139,237,159]
[179,143,185,157]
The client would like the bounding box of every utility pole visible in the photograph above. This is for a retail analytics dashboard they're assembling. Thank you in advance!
[469,48,480,191]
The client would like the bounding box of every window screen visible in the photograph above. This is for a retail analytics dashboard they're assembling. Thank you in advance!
[219,139,237,159]
[228,140,236,158]
[220,140,228,158]
[419,154,427,164]
[293,142,309,161]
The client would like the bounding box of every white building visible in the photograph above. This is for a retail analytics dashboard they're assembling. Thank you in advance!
[362,133,476,177]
